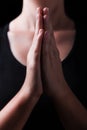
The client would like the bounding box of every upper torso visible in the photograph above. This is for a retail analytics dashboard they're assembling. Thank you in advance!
[8,22,76,66]
[0,23,87,129]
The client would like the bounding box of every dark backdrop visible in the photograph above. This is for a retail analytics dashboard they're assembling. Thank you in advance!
[0,0,22,26]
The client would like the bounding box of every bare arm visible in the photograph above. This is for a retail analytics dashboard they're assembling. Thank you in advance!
[51,81,87,130]
[42,7,87,130]
[0,84,40,130]
[0,7,44,130]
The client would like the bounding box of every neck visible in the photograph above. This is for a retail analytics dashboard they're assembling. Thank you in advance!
[22,0,65,14]
[22,0,65,29]
[10,0,74,32]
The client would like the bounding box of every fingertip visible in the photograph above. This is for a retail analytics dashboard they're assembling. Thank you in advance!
[36,7,40,12]
[43,14,47,20]
[36,7,43,15]
[35,10,43,34]
[43,7,49,15]
[43,8,49,26]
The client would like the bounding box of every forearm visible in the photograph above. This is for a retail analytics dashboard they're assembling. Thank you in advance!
[52,80,87,130]
[0,84,40,130]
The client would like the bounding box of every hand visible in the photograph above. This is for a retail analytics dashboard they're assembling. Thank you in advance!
[41,8,66,97]
[24,7,44,98]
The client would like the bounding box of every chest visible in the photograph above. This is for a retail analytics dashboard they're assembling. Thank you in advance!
[7,30,75,66]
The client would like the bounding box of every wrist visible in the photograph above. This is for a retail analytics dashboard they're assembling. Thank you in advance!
[21,76,42,101]
[19,86,41,106]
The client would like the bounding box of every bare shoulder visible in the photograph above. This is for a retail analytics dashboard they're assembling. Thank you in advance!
[54,29,76,61]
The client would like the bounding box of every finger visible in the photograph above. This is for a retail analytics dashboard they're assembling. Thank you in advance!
[27,29,44,76]
[35,7,43,34]
[43,7,49,30]
[43,7,53,32]
[43,7,49,15]
[42,30,59,62]
[41,32,51,93]
[31,7,44,52]
[30,29,44,57]
[35,29,44,52]
[41,31,50,67]
[43,8,58,59]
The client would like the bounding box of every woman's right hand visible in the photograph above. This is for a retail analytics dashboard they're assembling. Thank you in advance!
[23,7,44,98]
[0,7,44,130]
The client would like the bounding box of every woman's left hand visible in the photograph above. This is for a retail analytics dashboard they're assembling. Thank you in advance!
[41,8,66,97]
[41,8,87,130]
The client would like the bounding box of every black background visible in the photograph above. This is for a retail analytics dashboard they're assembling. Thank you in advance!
[0,0,87,26]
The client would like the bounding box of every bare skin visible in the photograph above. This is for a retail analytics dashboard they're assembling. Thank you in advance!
[8,0,75,66]
[42,8,87,130]
[0,8,44,130]
[1,0,87,130]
